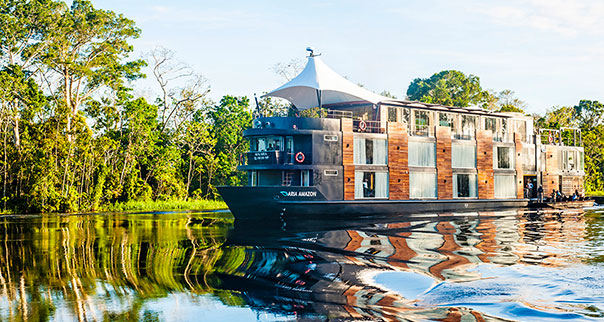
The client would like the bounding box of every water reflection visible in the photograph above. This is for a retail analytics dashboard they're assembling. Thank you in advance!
[0,209,603,321]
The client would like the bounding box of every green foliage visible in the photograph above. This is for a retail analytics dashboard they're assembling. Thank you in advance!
[406,70,487,107]
[0,1,250,213]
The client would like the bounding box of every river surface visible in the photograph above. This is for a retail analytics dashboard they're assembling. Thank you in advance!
[0,208,603,321]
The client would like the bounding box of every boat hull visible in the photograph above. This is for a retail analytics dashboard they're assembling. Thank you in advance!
[217,186,529,222]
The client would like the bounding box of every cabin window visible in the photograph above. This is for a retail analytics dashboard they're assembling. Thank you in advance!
[408,141,436,167]
[460,115,477,139]
[354,137,387,165]
[388,107,397,122]
[355,171,388,199]
[258,171,282,186]
[453,174,477,198]
[387,107,410,123]
[282,171,294,186]
[561,150,578,171]
[301,170,310,186]
[413,110,431,136]
[409,172,437,198]
[494,175,516,198]
[439,112,456,128]
[579,151,584,171]
[452,144,476,168]
[250,171,258,186]
[484,117,496,133]
[494,146,514,169]
[250,136,284,151]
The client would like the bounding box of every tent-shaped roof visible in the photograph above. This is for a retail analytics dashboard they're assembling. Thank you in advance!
[264,54,389,110]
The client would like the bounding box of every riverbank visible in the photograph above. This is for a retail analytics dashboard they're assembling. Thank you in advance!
[102,199,228,212]
[0,199,228,215]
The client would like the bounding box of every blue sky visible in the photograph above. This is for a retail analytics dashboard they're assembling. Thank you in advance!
[91,0,604,114]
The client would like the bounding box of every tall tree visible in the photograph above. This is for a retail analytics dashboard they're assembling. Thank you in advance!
[406,70,487,107]
[40,0,144,143]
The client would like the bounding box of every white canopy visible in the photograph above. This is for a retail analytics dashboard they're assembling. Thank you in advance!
[264,55,389,110]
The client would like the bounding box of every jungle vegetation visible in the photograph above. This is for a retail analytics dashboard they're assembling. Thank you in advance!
[1,1,603,215]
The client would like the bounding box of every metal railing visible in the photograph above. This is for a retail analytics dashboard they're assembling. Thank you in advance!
[353,119,385,133]
[239,151,295,166]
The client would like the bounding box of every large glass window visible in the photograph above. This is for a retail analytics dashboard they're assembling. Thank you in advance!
[452,144,476,168]
[408,141,436,167]
[494,146,514,169]
[250,136,284,151]
[355,171,388,198]
[453,174,477,198]
[354,137,387,165]
[409,172,437,198]
[388,107,410,124]
[494,175,516,198]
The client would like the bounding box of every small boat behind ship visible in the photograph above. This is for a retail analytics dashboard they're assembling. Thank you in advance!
[218,49,590,221]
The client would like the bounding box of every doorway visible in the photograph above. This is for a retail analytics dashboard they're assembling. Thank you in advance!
[523,175,537,199]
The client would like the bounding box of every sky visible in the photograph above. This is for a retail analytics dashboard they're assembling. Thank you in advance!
[90,0,604,114]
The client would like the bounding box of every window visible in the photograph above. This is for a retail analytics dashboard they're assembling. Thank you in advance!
[439,112,455,128]
[250,171,258,186]
[414,110,430,136]
[494,146,514,169]
[354,137,387,165]
[324,170,338,176]
[460,115,477,138]
[388,107,397,122]
[453,174,477,198]
[495,175,516,198]
[301,170,310,186]
[484,117,496,132]
[387,107,410,123]
[409,172,437,198]
[452,144,476,168]
[579,151,584,171]
[408,141,436,167]
[282,171,294,186]
[355,171,388,198]
[324,135,338,142]
[250,136,284,151]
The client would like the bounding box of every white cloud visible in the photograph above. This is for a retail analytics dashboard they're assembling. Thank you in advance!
[475,0,604,36]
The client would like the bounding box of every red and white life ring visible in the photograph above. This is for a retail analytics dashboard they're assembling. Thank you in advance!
[548,133,554,144]
[295,151,305,163]
[358,120,367,132]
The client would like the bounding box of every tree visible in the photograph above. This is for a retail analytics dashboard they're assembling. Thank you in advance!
[574,100,604,129]
[406,70,487,107]
[40,0,145,143]
[147,47,210,134]
[496,89,526,113]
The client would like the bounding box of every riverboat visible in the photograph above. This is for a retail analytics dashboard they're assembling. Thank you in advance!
[218,49,588,220]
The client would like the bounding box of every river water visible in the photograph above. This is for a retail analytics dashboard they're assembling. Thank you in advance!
[0,208,603,321]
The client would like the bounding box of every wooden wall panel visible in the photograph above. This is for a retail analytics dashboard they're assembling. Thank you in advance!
[342,118,355,200]
[514,133,524,199]
[436,126,452,199]
[543,145,560,195]
[387,122,409,200]
[476,130,494,199]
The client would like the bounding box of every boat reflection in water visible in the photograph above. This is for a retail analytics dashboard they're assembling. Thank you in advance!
[0,209,603,321]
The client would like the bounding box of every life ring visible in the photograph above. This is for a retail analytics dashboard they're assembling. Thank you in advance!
[295,151,305,163]
[359,120,367,132]
[548,133,553,144]
[239,154,244,164]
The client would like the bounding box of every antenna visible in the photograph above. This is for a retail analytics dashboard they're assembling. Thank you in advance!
[306,47,321,57]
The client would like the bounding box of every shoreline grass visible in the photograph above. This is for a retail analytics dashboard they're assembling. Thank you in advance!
[102,199,228,213]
